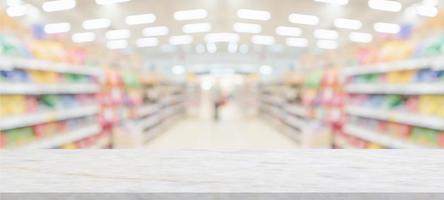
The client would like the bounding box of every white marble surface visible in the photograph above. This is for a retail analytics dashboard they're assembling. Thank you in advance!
[1,150,443,192]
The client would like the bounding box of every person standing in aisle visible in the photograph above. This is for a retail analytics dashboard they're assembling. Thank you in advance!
[211,82,223,121]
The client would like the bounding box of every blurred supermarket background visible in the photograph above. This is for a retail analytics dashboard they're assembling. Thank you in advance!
[0,0,443,149]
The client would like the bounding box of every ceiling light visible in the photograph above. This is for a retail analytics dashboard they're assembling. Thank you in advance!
[143,26,169,37]
[107,40,127,49]
[96,0,130,5]
[251,35,275,45]
[286,37,308,47]
[275,26,302,37]
[314,29,338,39]
[368,0,402,12]
[259,65,273,75]
[106,29,130,40]
[174,9,208,21]
[169,35,193,45]
[6,0,23,6]
[205,33,240,43]
[206,43,217,53]
[228,43,238,53]
[72,32,95,43]
[82,18,111,30]
[44,22,71,34]
[349,32,373,43]
[183,23,211,34]
[6,5,27,17]
[136,38,159,47]
[416,5,438,17]
[125,14,156,25]
[334,18,362,30]
[422,0,438,6]
[237,9,271,21]
[288,13,319,25]
[314,0,349,5]
[317,40,338,49]
[172,65,185,74]
[374,22,400,34]
[42,0,76,12]
[233,23,262,33]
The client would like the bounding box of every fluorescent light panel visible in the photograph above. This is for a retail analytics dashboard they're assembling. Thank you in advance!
[107,40,128,49]
[368,0,402,12]
[205,33,240,43]
[286,38,308,47]
[289,13,319,25]
[72,32,95,43]
[314,29,338,39]
[416,5,438,17]
[174,9,208,21]
[251,35,275,45]
[136,38,159,47]
[314,0,349,5]
[82,18,111,30]
[44,22,71,34]
[169,35,193,45]
[106,29,131,40]
[143,26,169,37]
[6,5,27,17]
[334,18,362,30]
[125,14,156,25]
[42,0,76,12]
[233,22,262,33]
[183,23,211,33]
[349,32,373,43]
[275,26,302,37]
[96,0,130,5]
[317,40,337,49]
[374,22,400,34]
[237,9,271,21]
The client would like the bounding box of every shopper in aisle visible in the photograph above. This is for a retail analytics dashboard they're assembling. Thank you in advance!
[211,82,224,121]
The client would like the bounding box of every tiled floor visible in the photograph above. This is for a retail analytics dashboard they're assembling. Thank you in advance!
[145,100,300,149]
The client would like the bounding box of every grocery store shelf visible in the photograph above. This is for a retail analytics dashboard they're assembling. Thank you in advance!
[346,106,444,131]
[343,56,444,76]
[0,105,99,130]
[283,114,306,130]
[138,116,160,130]
[344,124,424,148]
[285,104,308,117]
[0,55,102,76]
[0,82,100,94]
[18,124,101,149]
[346,83,444,95]
[137,104,160,117]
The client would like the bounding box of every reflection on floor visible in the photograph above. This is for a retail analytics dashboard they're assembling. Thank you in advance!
[145,101,300,149]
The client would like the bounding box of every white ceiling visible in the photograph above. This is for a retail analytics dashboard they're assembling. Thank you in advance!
[3,0,439,70]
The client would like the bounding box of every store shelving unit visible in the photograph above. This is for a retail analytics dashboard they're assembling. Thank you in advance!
[341,56,444,148]
[0,55,104,149]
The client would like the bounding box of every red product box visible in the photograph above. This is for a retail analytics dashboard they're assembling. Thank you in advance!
[438,133,444,148]
[0,132,6,148]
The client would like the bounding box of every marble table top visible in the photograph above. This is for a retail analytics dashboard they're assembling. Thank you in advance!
[1,150,443,192]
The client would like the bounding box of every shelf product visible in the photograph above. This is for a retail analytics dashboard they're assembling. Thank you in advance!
[0,12,104,149]
[340,14,444,148]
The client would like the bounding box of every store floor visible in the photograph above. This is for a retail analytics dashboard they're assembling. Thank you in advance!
[145,100,300,150]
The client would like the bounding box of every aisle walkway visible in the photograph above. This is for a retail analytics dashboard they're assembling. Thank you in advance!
[145,101,300,149]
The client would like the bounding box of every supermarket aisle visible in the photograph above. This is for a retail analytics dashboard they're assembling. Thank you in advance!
[145,99,299,149]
